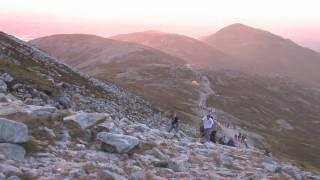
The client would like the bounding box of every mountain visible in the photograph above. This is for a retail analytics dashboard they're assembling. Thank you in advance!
[111,30,236,69]
[201,23,320,87]
[31,33,320,171]
[0,32,159,122]
[1,32,319,179]
[30,34,205,122]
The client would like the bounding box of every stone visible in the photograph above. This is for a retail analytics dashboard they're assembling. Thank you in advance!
[99,170,126,180]
[261,162,277,172]
[0,163,22,177]
[0,143,26,161]
[168,155,189,172]
[24,98,45,106]
[64,112,109,129]
[126,123,150,133]
[96,132,140,153]
[75,144,86,151]
[0,80,7,93]
[0,73,14,83]
[7,176,21,180]
[0,93,10,103]
[0,173,5,180]
[0,118,28,143]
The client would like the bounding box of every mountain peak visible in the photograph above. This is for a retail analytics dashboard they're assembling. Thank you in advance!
[216,23,266,35]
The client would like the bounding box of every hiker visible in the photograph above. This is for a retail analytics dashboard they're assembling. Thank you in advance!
[243,136,249,148]
[168,112,179,133]
[238,133,242,142]
[234,133,238,141]
[264,149,272,157]
[241,134,246,143]
[209,114,218,143]
[202,114,214,141]
[200,121,205,137]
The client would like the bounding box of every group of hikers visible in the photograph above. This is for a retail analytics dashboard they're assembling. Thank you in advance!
[166,110,248,148]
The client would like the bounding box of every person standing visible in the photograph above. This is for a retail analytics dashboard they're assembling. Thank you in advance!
[202,115,214,142]
[168,111,179,133]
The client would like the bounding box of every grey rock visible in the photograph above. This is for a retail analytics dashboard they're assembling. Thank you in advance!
[0,118,28,143]
[100,170,127,180]
[0,173,5,180]
[7,176,21,180]
[24,98,45,106]
[262,162,277,172]
[0,80,7,93]
[0,163,21,176]
[0,143,26,161]
[0,93,10,103]
[97,132,140,153]
[0,73,14,83]
[64,112,109,129]
[168,155,189,172]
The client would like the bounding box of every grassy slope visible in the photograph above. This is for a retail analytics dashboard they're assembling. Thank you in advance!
[206,71,320,171]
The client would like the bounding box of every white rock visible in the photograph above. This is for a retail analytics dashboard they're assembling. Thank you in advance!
[97,132,140,153]
[64,112,109,129]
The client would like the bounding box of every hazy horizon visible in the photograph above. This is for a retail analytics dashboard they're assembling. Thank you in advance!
[1,0,320,50]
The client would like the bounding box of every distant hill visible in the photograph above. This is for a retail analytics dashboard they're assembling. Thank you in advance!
[30,34,204,122]
[111,30,236,69]
[201,23,320,87]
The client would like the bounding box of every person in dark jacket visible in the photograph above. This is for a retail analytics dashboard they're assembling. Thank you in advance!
[168,112,179,133]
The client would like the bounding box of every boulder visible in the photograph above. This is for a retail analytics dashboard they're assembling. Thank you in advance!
[0,102,56,124]
[0,93,9,103]
[168,155,189,172]
[96,132,140,153]
[0,143,26,161]
[7,176,21,180]
[0,173,5,180]
[0,73,14,83]
[64,112,109,130]
[99,170,126,180]
[0,118,28,143]
[0,80,7,93]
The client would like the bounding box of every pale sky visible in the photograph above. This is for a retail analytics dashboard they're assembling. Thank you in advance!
[0,0,320,49]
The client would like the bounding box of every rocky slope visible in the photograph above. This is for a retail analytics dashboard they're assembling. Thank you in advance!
[201,23,320,87]
[1,86,320,179]
[0,32,320,179]
[30,31,320,171]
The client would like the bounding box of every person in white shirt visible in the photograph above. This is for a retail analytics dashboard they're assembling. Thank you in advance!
[202,115,214,141]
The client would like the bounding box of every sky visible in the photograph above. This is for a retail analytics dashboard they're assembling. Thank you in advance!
[0,0,320,50]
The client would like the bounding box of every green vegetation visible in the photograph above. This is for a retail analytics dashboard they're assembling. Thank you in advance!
[0,60,56,95]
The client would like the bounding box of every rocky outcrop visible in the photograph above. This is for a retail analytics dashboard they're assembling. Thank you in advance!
[97,132,140,153]
[0,118,28,143]
[64,112,109,129]
[0,143,26,161]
